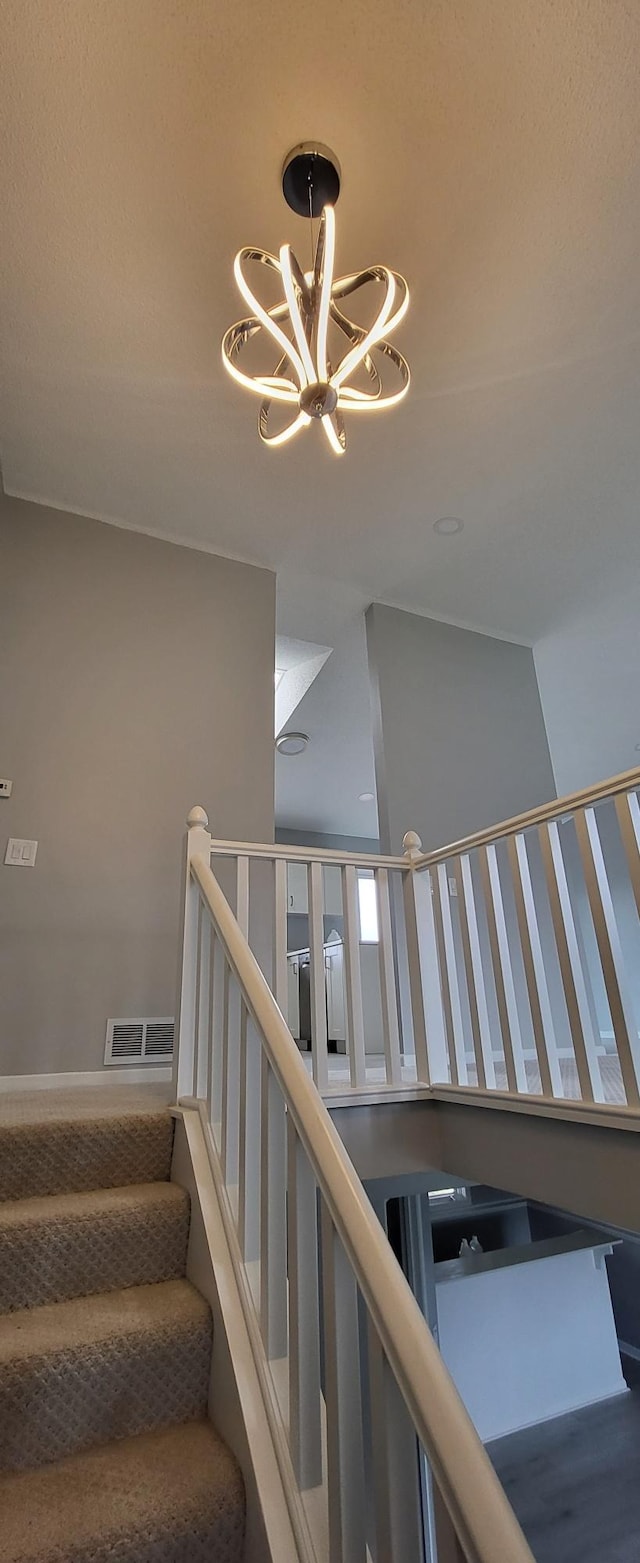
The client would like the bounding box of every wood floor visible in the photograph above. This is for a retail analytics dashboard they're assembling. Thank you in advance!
[489,1377,640,1563]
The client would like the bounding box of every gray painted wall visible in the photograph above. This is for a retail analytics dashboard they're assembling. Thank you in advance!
[275,827,379,853]
[0,495,275,1076]
[534,580,640,795]
[366,604,556,854]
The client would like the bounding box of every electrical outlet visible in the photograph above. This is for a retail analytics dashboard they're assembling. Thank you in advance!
[0,780,12,798]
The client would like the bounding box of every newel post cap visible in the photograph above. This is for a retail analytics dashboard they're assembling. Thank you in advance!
[403,829,423,861]
[187,805,209,830]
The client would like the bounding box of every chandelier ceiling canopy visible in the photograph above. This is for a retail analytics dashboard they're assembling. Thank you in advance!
[222,144,410,455]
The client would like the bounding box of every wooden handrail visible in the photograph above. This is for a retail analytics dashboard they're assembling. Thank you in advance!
[207,836,405,869]
[411,765,640,868]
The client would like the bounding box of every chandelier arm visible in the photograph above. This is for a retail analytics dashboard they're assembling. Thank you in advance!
[331,267,410,344]
[331,263,405,300]
[321,406,347,455]
[233,248,307,388]
[259,403,311,448]
[331,268,398,390]
[337,340,410,410]
[288,248,312,308]
[279,244,315,385]
[222,322,301,402]
[329,302,383,397]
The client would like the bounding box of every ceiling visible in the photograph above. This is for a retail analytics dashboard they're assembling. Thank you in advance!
[2,0,640,649]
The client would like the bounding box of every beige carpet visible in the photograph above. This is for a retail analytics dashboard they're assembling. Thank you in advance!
[0,1106,175,1203]
[0,1182,190,1313]
[0,1421,245,1563]
[0,1090,245,1561]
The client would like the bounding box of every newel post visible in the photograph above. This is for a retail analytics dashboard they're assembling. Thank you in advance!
[174,806,212,1100]
[402,831,449,1086]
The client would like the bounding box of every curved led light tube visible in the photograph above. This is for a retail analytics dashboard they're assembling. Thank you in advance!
[279,244,315,386]
[222,205,410,453]
[315,202,336,384]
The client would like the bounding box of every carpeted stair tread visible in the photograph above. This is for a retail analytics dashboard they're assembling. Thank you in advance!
[0,1111,174,1202]
[0,1182,190,1312]
[0,1280,211,1471]
[0,1420,245,1562]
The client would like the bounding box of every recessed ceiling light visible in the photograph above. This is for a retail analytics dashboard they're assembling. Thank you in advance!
[358,791,375,802]
[433,515,464,536]
[275,731,309,756]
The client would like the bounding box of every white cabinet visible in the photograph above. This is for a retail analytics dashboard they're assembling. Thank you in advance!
[286,863,343,917]
[325,942,346,1045]
[286,953,300,1039]
[287,863,308,913]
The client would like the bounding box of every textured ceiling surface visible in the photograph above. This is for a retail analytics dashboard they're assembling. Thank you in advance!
[2,0,640,652]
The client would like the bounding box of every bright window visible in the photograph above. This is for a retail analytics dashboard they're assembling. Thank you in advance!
[357,874,379,943]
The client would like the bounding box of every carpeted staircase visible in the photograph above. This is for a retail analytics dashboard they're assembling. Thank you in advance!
[0,1092,245,1562]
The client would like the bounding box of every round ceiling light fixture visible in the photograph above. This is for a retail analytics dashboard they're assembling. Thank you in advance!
[433,516,464,536]
[221,143,410,455]
[276,731,309,756]
[358,791,375,802]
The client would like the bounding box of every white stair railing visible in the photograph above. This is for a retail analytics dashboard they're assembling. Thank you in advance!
[410,766,640,1110]
[194,829,420,1093]
[175,807,534,1563]
[178,768,640,1116]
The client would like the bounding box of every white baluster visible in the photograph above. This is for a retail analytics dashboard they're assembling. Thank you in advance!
[342,864,367,1088]
[175,806,212,1098]
[287,1120,323,1489]
[615,791,640,919]
[432,862,467,1087]
[221,965,240,1186]
[477,844,527,1094]
[205,928,217,1127]
[209,935,225,1146]
[260,1061,288,1359]
[308,860,329,1092]
[238,1008,261,1261]
[454,854,496,1090]
[320,1200,367,1563]
[539,821,603,1103]
[236,853,250,938]
[376,869,403,1086]
[402,834,432,1084]
[221,858,250,1189]
[368,1323,424,1562]
[195,900,211,1100]
[274,857,289,1019]
[507,832,563,1098]
[575,806,640,1106]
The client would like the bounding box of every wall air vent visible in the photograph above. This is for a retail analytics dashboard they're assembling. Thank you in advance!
[104,1017,174,1066]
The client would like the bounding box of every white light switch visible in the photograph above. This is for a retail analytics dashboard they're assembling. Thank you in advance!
[4,838,38,867]
[0,780,12,798]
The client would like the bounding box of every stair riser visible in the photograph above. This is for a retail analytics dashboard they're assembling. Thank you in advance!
[0,1318,212,1471]
[0,1198,190,1313]
[0,1116,174,1202]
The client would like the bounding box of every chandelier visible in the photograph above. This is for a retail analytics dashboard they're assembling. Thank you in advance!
[222,144,410,455]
